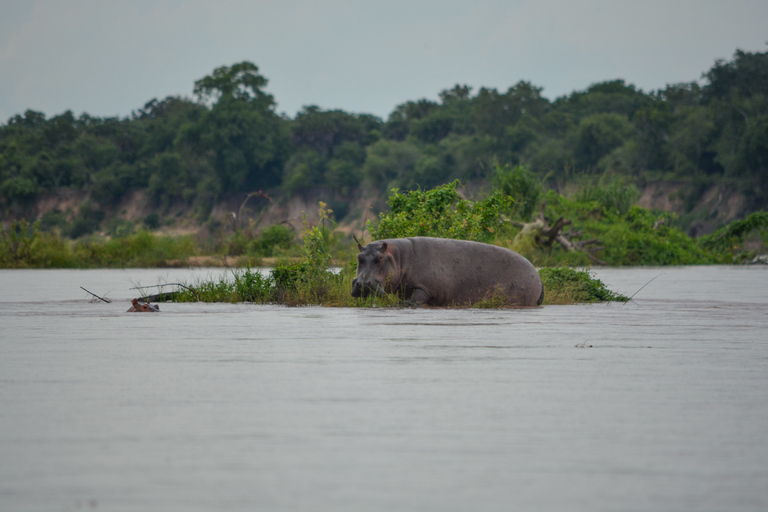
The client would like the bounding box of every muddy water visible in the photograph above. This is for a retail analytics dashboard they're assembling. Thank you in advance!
[1,266,767,511]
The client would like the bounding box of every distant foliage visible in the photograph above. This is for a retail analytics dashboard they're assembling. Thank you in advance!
[492,164,542,221]
[3,50,768,250]
[698,211,768,255]
[251,224,295,256]
[73,230,197,267]
[1,220,40,266]
[540,191,718,266]
[576,175,640,215]
[0,223,198,268]
[369,180,511,243]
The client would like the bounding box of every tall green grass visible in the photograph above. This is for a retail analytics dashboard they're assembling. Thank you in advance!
[169,264,625,307]
[172,265,402,307]
[1,220,199,268]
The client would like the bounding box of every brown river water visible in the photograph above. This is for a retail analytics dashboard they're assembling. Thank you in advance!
[1,266,767,511]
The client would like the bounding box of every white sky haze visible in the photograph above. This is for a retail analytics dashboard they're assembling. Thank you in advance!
[1,0,766,123]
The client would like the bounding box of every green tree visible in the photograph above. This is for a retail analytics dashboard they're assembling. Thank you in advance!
[282,148,325,193]
[291,106,381,156]
[188,62,289,194]
[571,113,634,169]
[193,61,273,106]
[471,81,549,138]
[362,139,424,189]
[492,164,542,221]
[384,99,437,140]
[558,80,651,119]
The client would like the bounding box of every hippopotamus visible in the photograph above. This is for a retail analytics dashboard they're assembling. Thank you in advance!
[127,298,160,312]
[351,237,543,307]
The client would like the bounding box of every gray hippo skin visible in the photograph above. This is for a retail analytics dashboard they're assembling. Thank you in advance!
[126,298,160,312]
[351,237,544,306]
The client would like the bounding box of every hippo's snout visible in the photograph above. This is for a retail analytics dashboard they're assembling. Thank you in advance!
[351,276,385,298]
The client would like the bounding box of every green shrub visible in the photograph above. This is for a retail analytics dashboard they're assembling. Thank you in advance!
[73,230,197,267]
[233,267,272,301]
[370,180,512,242]
[106,218,134,238]
[40,209,69,232]
[65,202,105,239]
[699,211,768,258]
[1,220,40,267]
[539,191,717,266]
[271,261,315,291]
[492,164,542,221]
[539,267,628,304]
[226,232,248,256]
[576,175,640,215]
[144,213,161,230]
[0,220,77,268]
[251,224,295,256]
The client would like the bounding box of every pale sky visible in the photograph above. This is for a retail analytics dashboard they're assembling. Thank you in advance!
[1,0,766,123]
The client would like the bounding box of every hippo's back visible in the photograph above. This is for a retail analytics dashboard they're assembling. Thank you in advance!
[403,237,542,306]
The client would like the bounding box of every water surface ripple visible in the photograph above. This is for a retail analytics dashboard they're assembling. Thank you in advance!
[1,266,767,511]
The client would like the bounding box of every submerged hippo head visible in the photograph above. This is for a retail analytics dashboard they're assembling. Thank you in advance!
[351,241,397,298]
[127,298,160,313]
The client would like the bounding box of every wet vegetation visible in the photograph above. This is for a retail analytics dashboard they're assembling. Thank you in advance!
[3,49,768,305]
[166,264,624,308]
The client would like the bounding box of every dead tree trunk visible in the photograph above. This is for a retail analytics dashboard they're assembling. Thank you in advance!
[515,206,606,265]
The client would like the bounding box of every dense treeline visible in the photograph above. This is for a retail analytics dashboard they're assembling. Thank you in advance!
[2,50,768,232]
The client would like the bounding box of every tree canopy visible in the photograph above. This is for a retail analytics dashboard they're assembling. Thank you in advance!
[2,50,768,233]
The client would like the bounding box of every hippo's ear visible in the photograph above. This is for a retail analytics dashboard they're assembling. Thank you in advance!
[380,242,388,252]
[353,234,364,252]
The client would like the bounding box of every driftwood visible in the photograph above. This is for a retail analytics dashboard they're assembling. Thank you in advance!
[80,286,111,303]
[130,283,200,302]
[230,190,273,233]
[515,205,606,265]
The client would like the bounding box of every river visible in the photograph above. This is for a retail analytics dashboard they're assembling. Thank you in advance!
[1,266,767,511]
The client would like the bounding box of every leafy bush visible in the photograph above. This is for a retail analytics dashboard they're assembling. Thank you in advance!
[540,191,716,266]
[251,224,295,256]
[1,220,40,266]
[176,268,273,303]
[492,164,542,221]
[40,209,69,232]
[539,267,628,304]
[1,220,76,268]
[106,218,134,238]
[576,175,640,215]
[699,211,768,257]
[370,180,512,242]
[64,202,105,239]
[226,232,248,256]
[233,267,272,302]
[144,213,161,229]
[0,176,38,202]
[73,230,197,267]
